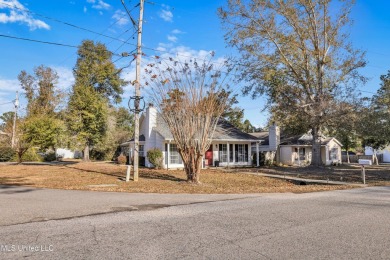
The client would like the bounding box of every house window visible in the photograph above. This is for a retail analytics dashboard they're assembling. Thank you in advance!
[330,148,338,160]
[169,144,182,164]
[219,144,228,162]
[139,145,144,157]
[235,144,248,162]
[295,148,305,161]
[229,144,233,162]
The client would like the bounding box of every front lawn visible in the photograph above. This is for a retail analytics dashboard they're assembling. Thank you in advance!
[0,160,354,193]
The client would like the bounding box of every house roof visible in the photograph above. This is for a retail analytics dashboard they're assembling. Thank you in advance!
[213,119,260,141]
[279,133,342,147]
[120,134,145,146]
[249,131,269,145]
[154,116,258,142]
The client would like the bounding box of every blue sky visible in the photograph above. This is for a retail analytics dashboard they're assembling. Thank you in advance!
[0,0,389,127]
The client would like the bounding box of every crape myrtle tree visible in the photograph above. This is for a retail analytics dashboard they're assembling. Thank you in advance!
[67,40,125,161]
[146,54,230,183]
[219,0,366,166]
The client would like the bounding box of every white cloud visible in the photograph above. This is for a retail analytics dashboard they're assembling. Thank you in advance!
[86,0,95,3]
[0,0,50,30]
[0,78,20,92]
[167,35,177,43]
[83,6,87,13]
[91,0,110,10]
[159,9,173,22]
[52,66,74,91]
[112,10,128,26]
[171,29,183,34]
[0,78,22,117]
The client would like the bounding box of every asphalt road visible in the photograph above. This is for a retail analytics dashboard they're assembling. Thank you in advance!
[1,186,389,259]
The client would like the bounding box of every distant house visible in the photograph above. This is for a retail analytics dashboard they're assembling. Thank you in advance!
[249,130,343,166]
[278,133,342,166]
[365,146,390,163]
[121,104,260,169]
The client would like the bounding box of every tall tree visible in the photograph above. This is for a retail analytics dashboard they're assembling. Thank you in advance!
[219,0,366,165]
[67,40,125,161]
[89,107,134,161]
[147,55,229,183]
[17,66,65,151]
[18,65,62,116]
[358,70,390,164]
[73,40,125,104]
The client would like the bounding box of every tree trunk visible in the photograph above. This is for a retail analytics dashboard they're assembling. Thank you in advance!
[83,143,90,161]
[182,151,202,183]
[17,151,23,164]
[347,150,350,164]
[373,150,379,165]
[311,127,322,166]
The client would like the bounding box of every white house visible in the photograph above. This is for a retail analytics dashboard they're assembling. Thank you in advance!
[365,146,390,163]
[278,133,342,166]
[121,104,262,169]
[250,130,343,166]
[121,105,343,168]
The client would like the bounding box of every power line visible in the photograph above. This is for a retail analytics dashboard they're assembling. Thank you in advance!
[0,33,78,48]
[2,0,227,68]
[0,33,124,57]
[0,101,13,106]
[1,2,138,47]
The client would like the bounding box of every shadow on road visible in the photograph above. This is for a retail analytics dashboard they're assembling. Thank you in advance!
[0,184,37,194]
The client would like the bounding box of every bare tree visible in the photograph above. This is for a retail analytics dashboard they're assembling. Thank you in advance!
[219,0,366,166]
[146,54,230,183]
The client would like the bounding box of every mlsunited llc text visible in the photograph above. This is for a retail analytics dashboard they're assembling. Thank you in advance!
[1,244,53,252]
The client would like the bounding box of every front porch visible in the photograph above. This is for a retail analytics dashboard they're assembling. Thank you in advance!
[162,141,256,169]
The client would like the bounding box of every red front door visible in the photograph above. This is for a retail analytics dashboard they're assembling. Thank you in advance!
[205,145,213,166]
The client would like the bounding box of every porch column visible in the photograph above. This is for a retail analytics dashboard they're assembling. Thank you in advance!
[256,142,259,167]
[227,142,230,168]
[167,141,170,170]
[233,144,235,164]
[297,147,301,166]
[248,142,251,164]
[325,145,329,164]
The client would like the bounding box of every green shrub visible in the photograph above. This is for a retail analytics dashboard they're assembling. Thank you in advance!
[15,148,43,162]
[0,147,15,162]
[147,148,163,169]
[44,152,57,162]
[117,154,127,165]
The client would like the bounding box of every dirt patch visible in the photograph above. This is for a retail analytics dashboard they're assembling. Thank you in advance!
[0,160,357,194]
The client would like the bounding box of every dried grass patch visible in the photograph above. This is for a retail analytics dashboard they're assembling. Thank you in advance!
[0,161,354,194]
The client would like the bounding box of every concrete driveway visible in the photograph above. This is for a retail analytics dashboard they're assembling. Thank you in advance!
[1,185,390,259]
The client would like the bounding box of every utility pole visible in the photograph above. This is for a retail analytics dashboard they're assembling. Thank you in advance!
[133,0,144,182]
[11,91,19,149]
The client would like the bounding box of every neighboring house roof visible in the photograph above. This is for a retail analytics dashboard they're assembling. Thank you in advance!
[213,119,260,141]
[120,134,145,146]
[154,116,258,142]
[279,133,342,147]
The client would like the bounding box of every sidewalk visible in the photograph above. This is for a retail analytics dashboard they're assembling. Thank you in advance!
[242,171,367,187]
